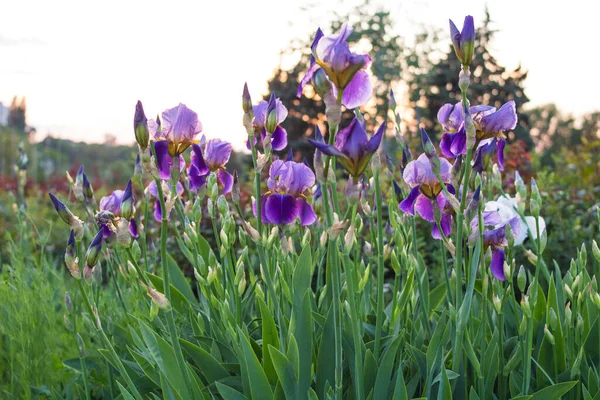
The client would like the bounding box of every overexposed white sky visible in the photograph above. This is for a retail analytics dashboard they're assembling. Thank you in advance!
[1,0,598,149]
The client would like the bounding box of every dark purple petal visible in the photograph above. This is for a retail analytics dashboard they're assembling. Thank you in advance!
[253,195,273,224]
[341,70,372,109]
[415,195,435,222]
[440,133,454,158]
[153,200,162,222]
[154,140,172,180]
[432,212,453,240]
[269,126,288,151]
[449,128,467,157]
[296,198,317,226]
[218,169,234,195]
[188,169,207,191]
[161,103,202,143]
[100,224,112,239]
[189,143,209,174]
[399,186,421,216]
[129,218,139,238]
[336,118,369,161]
[204,139,232,168]
[364,120,385,155]
[264,194,299,225]
[308,139,347,158]
[490,247,505,281]
[497,138,506,171]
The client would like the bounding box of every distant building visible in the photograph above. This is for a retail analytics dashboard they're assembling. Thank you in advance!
[0,102,8,126]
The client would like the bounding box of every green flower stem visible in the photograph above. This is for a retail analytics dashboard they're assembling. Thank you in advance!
[327,237,343,399]
[343,204,364,400]
[373,167,386,358]
[154,177,195,400]
[76,279,143,400]
[72,313,91,400]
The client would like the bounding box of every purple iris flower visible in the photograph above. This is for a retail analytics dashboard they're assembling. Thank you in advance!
[308,117,384,179]
[99,189,137,239]
[297,25,373,109]
[100,190,124,215]
[187,138,234,194]
[437,101,517,170]
[399,154,455,239]
[449,16,475,67]
[248,95,288,151]
[255,160,316,226]
[149,103,202,180]
[147,181,184,222]
[129,218,139,238]
[469,211,521,281]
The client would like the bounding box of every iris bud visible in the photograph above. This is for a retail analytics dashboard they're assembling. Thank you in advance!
[265,93,278,134]
[120,180,134,220]
[85,230,103,267]
[517,265,526,292]
[134,101,149,150]
[242,83,253,115]
[82,173,94,203]
[312,68,333,98]
[543,325,555,345]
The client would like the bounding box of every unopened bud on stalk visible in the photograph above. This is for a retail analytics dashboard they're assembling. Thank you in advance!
[302,229,311,248]
[85,230,103,267]
[267,227,278,247]
[565,303,572,324]
[358,264,371,292]
[83,265,93,282]
[207,267,218,285]
[492,294,502,314]
[465,185,481,222]
[265,93,278,134]
[389,89,397,113]
[543,325,555,345]
[449,16,475,68]
[116,219,131,247]
[145,284,170,310]
[530,178,542,217]
[120,180,134,220]
[592,291,600,309]
[313,68,332,98]
[48,193,84,239]
[344,224,356,253]
[458,69,471,92]
[134,101,149,150]
[505,222,515,249]
[74,166,85,201]
[521,295,531,318]
[390,251,400,274]
[577,313,584,338]
[92,264,102,285]
[217,195,229,216]
[320,232,328,248]
[572,274,582,293]
[64,230,81,279]
[517,265,526,292]
[232,171,240,204]
[242,83,253,115]
[82,173,94,203]
[564,283,573,300]
[594,240,600,263]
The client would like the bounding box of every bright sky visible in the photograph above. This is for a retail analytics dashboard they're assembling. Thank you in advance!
[1,0,598,150]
